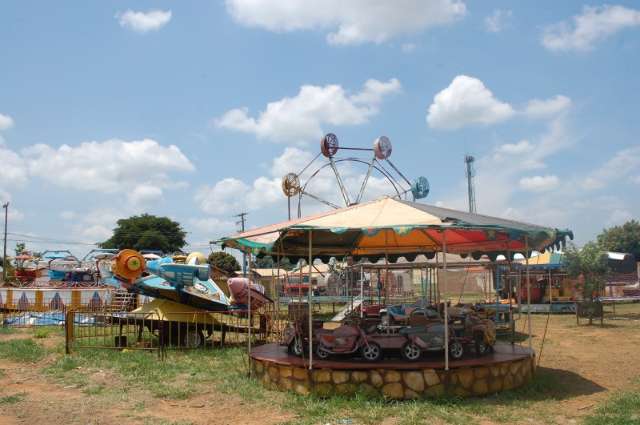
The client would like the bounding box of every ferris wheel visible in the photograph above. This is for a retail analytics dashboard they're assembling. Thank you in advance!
[281,133,430,219]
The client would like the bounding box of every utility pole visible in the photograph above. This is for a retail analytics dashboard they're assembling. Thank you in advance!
[235,212,248,274]
[2,202,8,283]
[464,155,477,214]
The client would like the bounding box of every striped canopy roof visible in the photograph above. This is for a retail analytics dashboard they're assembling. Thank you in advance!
[219,197,573,263]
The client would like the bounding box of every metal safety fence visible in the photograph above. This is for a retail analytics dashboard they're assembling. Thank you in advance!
[65,309,289,356]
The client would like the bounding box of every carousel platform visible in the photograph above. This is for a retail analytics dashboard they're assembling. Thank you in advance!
[251,342,535,399]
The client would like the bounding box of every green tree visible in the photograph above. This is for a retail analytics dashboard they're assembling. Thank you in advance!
[563,242,609,324]
[14,242,26,256]
[252,255,293,270]
[100,214,186,253]
[253,255,274,269]
[208,251,240,274]
[597,219,640,260]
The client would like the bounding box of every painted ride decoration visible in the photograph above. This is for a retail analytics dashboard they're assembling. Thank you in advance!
[111,249,272,313]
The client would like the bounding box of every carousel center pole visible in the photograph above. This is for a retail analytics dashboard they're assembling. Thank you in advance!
[442,233,449,371]
[308,230,313,370]
[525,236,533,353]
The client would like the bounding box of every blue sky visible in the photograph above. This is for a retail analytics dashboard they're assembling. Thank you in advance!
[1,1,639,255]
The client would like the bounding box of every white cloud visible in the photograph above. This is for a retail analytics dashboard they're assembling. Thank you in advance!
[195,178,249,215]
[426,75,515,129]
[495,140,533,155]
[215,78,401,144]
[0,145,28,187]
[524,95,572,119]
[0,113,14,131]
[631,175,640,184]
[225,0,466,45]
[542,5,640,52]
[117,9,172,33]
[270,147,314,176]
[485,9,512,33]
[427,77,573,130]
[583,145,640,189]
[23,138,194,206]
[127,184,163,205]
[519,175,560,192]
[71,208,123,243]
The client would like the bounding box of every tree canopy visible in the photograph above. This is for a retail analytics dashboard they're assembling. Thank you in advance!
[14,242,26,256]
[253,255,293,270]
[100,214,186,253]
[208,251,240,274]
[597,219,640,260]
[563,242,609,323]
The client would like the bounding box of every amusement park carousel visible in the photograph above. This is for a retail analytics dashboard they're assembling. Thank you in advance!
[220,133,573,400]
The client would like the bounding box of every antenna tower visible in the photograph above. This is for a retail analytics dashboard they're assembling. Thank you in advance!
[464,155,477,213]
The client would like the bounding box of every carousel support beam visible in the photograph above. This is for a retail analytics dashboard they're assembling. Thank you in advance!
[308,230,313,370]
[442,234,449,371]
[525,236,533,354]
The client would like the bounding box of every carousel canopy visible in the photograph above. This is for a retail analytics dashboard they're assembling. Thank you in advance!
[219,197,573,263]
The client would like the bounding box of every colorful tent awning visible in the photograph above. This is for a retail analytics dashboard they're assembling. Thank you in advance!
[218,197,573,263]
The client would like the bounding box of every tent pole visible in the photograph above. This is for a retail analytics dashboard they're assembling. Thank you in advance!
[442,234,449,371]
[276,246,281,336]
[308,230,313,370]
[384,230,389,304]
[525,236,533,354]
[435,255,440,305]
[360,264,364,318]
[507,247,514,345]
[247,250,252,377]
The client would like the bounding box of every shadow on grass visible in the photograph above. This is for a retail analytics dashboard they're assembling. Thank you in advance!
[497,331,530,343]
[492,366,606,403]
[604,312,640,321]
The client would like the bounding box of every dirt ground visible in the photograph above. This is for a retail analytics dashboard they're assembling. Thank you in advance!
[0,305,639,425]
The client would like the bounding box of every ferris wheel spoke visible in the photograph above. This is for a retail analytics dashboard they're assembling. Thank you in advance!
[301,191,342,209]
[385,158,412,187]
[329,157,352,206]
[355,156,376,204]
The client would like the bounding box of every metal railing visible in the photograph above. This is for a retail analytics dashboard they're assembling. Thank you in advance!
[65,308,287,355]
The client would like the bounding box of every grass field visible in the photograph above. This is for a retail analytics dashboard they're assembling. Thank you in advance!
[0,304,639,424]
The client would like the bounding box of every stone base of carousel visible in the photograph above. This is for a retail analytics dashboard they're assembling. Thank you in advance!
[250,342,535,399]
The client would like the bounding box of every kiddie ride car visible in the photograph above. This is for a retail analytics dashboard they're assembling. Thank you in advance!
[314,318,386,362]
[282,305,496,362]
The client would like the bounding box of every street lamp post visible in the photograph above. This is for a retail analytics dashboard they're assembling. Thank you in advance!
[2,202,8,283]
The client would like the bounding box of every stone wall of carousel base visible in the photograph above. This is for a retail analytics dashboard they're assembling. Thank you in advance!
[251,356,535,400]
